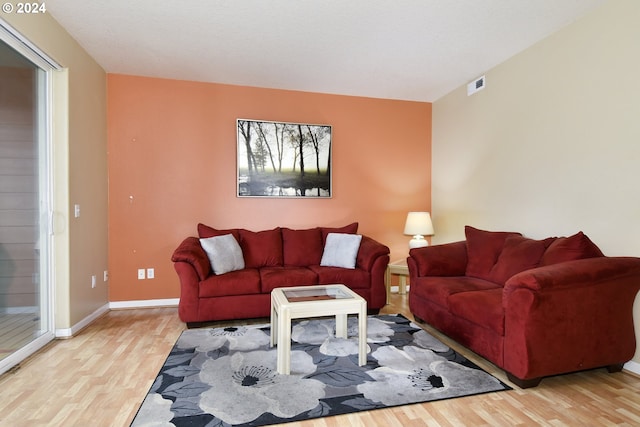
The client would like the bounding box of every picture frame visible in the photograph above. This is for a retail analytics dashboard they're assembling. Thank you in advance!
[237,119,332,198]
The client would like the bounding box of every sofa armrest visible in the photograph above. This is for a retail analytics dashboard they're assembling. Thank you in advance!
[356,235,390,271]
[502,256,640,381]
[408,240,467,277]
[504,256,640,292]
[171,237,211,281]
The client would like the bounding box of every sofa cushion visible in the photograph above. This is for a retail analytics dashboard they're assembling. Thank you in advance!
[281,227,323,267]
[465,226,521,282]
[488,236,549,285]
[320,233,362,269]
[238,228,283,268]
[197,223,240,240]
[310,265,371,290]
[259,266,318,293]
[199,234,245,275]
[410,275,501,310]
[539,231,604,266]
[448,288,505,335]
[320,222,358,243]
[199,268,261,298]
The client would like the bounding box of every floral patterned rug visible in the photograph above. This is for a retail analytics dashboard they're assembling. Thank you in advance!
[131,314,510,426]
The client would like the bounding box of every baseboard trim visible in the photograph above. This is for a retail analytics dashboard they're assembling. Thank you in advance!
[624,360,640,376]
[55,303,110,338]
[109,298,179,309]
[54,299,179,338]
[389,286,411,295]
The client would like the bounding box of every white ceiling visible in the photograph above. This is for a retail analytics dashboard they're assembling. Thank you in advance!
[47,0,606,102]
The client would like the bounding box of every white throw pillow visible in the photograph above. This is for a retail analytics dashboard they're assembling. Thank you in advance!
[320,233,362,269]
[199,234,245,275]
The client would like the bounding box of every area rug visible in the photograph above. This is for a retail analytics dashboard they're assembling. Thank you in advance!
[131,314,510,426]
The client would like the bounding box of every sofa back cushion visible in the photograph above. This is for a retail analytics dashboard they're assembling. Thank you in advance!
[488,236,550,285]
[197,223,240,241]
[281,227,324,266]
[465,226,521,282]
[539,231,604,266]
[238,228,283,268]
[320,222,358,243]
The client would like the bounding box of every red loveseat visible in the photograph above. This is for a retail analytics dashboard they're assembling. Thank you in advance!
[172,222,390,327]
[408,226,640,388]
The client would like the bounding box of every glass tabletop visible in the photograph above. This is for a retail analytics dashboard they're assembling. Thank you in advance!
[283,286,352,302]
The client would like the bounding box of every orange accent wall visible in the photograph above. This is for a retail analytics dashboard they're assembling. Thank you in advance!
[107,74,431,301]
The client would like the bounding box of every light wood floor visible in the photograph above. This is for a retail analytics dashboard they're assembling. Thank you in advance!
[1,293,639,426]
[0,310,40,362]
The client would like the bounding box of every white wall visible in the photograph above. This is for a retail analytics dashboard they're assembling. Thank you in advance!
[433,0,639,253]
[432,0,640,362]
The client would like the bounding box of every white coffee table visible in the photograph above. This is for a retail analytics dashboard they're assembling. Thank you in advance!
[270,284,367,375]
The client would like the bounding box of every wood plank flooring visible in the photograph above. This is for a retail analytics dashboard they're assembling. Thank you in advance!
[0,310,40,361]
[0,293,639,426]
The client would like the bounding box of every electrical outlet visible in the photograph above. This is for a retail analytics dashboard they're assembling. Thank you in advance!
[146,268,155,279]
[138,268,146,280]
[103,270,108,282]
[91,275,96,288]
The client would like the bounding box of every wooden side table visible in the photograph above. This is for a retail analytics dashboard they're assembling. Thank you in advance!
[385,259,409,303]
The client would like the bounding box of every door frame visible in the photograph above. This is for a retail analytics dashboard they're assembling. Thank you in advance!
[0,17,61,376]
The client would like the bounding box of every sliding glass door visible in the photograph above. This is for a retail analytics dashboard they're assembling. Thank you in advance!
[0,29,55,373]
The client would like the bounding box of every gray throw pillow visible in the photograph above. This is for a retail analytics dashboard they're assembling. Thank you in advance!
[320,233,362,269]
[199,234,245,275]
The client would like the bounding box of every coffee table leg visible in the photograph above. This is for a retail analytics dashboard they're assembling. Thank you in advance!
[336,313,348,338]
[270,304,277,347]
[277,308,291,375]
[358,307,367,366]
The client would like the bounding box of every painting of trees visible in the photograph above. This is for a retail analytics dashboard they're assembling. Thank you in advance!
[237,119,332,197]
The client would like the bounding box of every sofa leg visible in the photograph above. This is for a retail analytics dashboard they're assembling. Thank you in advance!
[507,373,542,389]
[186,322,203,329]
[607,363,624,373]
[413,315,425,324]
[367,309,380,315]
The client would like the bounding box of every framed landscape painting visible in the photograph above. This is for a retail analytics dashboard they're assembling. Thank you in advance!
[237,119,332,198]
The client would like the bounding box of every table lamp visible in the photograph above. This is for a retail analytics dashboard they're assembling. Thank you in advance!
[404,212,434,248]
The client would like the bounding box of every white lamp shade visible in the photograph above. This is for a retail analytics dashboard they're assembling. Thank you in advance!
[404,212,434,248]
[404,212,434,236]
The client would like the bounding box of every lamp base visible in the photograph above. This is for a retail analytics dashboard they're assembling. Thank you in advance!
[409,236,429,249]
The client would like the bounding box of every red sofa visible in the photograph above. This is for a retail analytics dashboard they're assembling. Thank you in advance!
[172,223,390,327]
[408,226,640,388]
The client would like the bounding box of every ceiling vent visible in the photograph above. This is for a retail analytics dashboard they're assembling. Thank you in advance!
[467,75,485,96]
